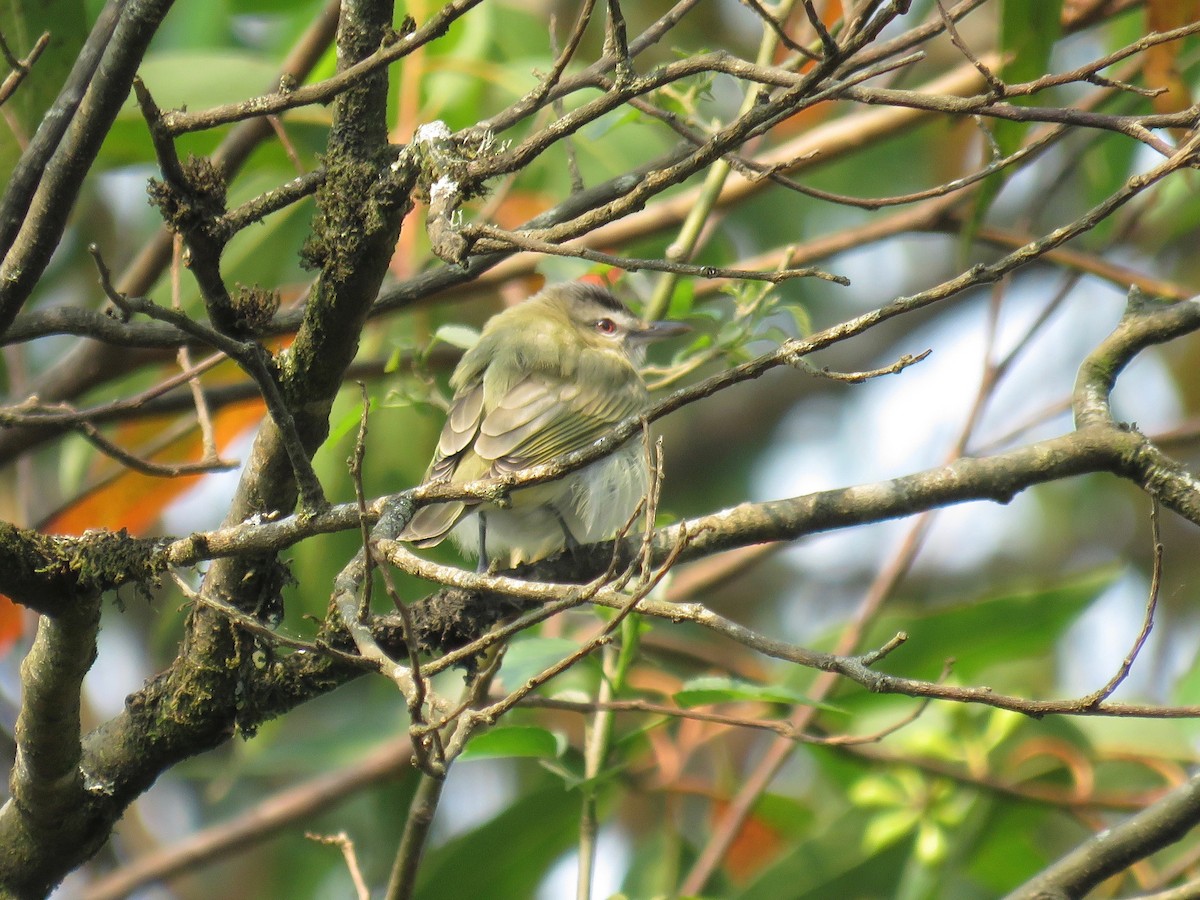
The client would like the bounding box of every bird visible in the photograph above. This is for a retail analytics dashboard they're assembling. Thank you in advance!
[398,282,690,569]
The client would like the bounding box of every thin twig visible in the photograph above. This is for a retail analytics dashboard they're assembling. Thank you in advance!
[524,684,935,746]
[800,349,931,383]
[532,0,598,114]
[548,14,587,194]
[133,78,239,333]
[337,398,437,770]
[1080,500,1164,708]
[213,169,325,241]
[758,122,1065,209]
[376,564,432,730]
[1004,771,1200,899]
[603,0,633,83]
[161,0,488,135]
[350,385,374,623]
[799,0,838,60]
[935,0,1003,95]
[0,30,50,107]
[83,739,413,900]
[385,662,502,900]
[73,421,236,479]
[742,0,819,60]
[385,772,445,900]
[172,234,222,462]
[349,384,437,769]
[0,28,23,70]
[305,832,370,900]
[647,0,804,318]
[267,115,307,175]
[89,244,329,511]
[466,222,849,285]
[175,575,372,668]
[577,642,616,900]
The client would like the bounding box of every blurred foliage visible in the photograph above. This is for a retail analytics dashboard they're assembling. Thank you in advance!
[4,0,1200,897]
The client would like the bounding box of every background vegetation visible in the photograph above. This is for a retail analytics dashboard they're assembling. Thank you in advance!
[3,0,1200,897]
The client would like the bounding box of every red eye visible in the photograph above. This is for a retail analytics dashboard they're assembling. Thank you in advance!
[595,318,617,335]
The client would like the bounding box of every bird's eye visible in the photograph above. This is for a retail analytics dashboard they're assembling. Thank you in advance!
[595,318,618,335]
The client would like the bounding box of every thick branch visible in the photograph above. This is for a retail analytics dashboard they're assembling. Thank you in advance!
[0,593,102,898]
[0,0,177,334]
[1004,771,1200,899]
[0,0,342,466]
[0,0,414,892]
[158,0,486,135]
[0,2,120,258]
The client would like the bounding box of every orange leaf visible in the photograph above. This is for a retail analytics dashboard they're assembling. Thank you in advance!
[491,190,556,229]
[712,798,785,883]
[767,1,841,134]
[0,595,26,655]
[580,269,622,289]
[1145,0,1199,116]
[43,398,264,536]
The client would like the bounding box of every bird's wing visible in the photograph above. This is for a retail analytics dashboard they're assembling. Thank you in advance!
[429,381,485,481]
[397,381,485,547]
[475,372,647,474]
[399,369,646,547]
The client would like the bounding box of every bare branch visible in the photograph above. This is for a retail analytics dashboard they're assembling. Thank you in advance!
[0,0,176,333]
[1005,772,1200,900]
[306,833,370,900]
[83,739,413,900]
[1078,501,1164,708]
[89,244,329,511]
[0,30,50,107]
[465,222,849,284]
[160,0,487,135]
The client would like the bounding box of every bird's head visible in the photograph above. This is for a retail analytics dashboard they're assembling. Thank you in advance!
[531,283,691,366]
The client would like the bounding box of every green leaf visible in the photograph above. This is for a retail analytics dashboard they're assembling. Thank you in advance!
[674,675,839,711]
[499,636,582,689]
[384,344,406,374]
[535,254,595,284]
[416,783,579,899]
[459,725,564,761]
[963,801,1055,892]
[863,808,920,854]
[861,567,1116,685]
[135,50,283,113]
[915,819,949,864]
[431,323,481,351]
[0,0,89,179]
[666,280,695,320]
[967,0,1062,236]
[1000,0,1063,89]
[620,829,682,897]
[733,810,916,900]
[325,396,372,447]
[850,773,913,809]
[1080,131,1139,243]
[781,301,812,338]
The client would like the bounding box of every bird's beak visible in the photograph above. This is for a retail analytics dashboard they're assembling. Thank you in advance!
[630,319,691,343]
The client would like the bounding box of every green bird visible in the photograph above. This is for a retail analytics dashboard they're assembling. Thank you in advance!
[399,283,689,567]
